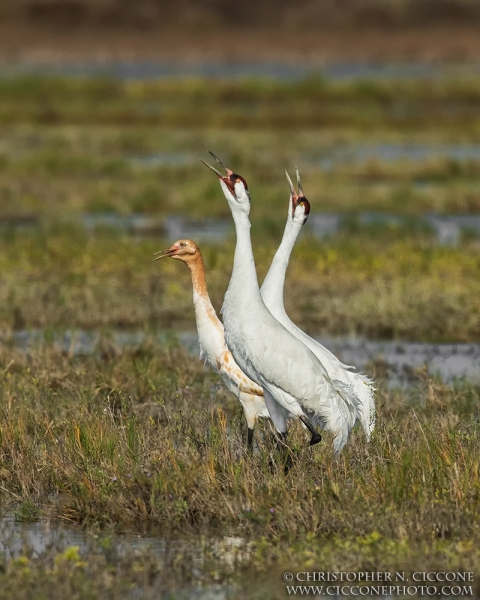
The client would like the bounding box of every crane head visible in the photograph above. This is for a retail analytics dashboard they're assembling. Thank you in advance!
[285,167,310,225]
[153,239,199,263]
[201,151,250,206]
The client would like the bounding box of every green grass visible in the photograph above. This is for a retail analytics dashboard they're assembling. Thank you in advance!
[2,76,480,221]
[0,345,479,597]
[0,230,479,341]
[3,123,480,220]
[1,73,480,596]
[2,76,480,223]
[2,76,480,131]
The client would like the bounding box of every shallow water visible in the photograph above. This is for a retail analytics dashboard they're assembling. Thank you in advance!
[128,152,193,167]
[129,143,480,171]
[314,338,480,388]
[1,211,479,246]
[88,211,480,246]
[1,61,479,81]
[163,215,232,243]
[0,515,242,599]
[4,329,480,388]
[81,213,164,235]
[0,514,167,560]
[317,143,480,170]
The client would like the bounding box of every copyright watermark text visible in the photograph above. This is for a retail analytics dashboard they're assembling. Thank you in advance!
[282,572,474,596]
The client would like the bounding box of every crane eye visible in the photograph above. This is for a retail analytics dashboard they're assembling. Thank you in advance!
[180,242,186,247]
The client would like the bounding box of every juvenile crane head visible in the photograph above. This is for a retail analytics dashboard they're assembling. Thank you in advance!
[285,168,310,226]
[201,151,250,213]
[153,239,200,265]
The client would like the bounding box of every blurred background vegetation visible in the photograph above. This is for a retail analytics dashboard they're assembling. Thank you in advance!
[0,5,480,600]
[2,0,480,29]
[0,74,480,340]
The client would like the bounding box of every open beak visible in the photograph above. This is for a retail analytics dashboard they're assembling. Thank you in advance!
[201,151,233,176]
[285,169,297,199]
[200,159,224,178]
[285,167,310,217]
[296,167,307,202]
[201,151,235,193]
[153,245,178,261]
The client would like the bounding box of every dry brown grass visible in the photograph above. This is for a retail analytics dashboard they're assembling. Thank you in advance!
[0,20,480,65]
[0,344,479,597]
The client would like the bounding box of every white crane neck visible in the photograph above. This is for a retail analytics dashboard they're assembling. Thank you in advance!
[228,210,261,301]
[261,218,303,310]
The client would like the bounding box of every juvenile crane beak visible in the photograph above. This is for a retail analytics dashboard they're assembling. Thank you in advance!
[153,245,178,261]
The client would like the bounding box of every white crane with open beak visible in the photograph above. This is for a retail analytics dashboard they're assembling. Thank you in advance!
[260,168,375,439]
[202,152,359,455]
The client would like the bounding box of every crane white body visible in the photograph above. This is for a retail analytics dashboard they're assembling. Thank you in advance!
[210,170,359,454]
[260,194,375,439]
[191,282,270,432]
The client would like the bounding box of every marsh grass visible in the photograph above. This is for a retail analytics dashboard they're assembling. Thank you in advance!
[0,73,480,596]
[2,76,480,222]
[3,126,480,221]
[0,230,479,341]
[0,344,479,597]
[2,76,480,130]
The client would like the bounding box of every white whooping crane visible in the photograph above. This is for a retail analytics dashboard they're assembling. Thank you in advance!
[260,169,376,439]
[154,239,269,448]
[202,152,360,455]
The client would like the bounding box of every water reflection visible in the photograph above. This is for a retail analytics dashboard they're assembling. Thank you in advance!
[317,143,480,170]
[0,212,478,246]
[1,61,479,81]
[0,514,167,560]
[4,330,480,388]
[315,338,480,388]
[0,515,244,599]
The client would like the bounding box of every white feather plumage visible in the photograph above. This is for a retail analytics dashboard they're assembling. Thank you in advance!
[260,176,376,440]
[212,169,360,454]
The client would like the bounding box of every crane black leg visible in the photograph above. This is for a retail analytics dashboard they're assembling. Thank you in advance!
[247,427,254,450]
[299,415,322,446]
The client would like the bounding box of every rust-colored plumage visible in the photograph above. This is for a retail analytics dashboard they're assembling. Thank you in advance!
[154,239,268,447]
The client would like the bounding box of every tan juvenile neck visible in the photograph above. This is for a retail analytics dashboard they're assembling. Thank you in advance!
[184,253,209,299]
[183,252,222,332]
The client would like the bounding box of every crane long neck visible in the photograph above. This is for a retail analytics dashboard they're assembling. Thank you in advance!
[261,218,303,311]
[228,211,261,301]
[185,255,220,326]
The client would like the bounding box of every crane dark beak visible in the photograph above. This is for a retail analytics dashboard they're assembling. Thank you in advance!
[153,246,178,261]
[286,167,310,218]
[296,167,305,197]
[285,169,296,197]
[200,159,224,178]
[208,150,234,176]
[201,151,235,194]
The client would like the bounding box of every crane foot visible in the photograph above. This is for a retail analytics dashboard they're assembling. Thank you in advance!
[299,415,322,447]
